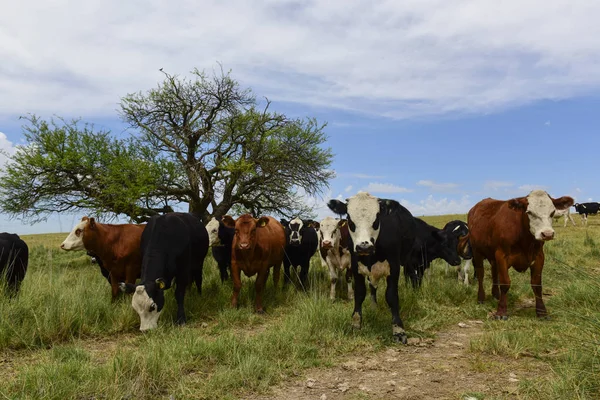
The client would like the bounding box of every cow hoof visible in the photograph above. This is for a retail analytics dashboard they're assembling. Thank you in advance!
[494,315,508,321]
[393,333,408,345]
[351,313,362,330]
[537,314,551,320]
[256,309,266,315]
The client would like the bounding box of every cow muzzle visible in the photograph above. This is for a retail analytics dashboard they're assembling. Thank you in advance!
[540,230,555,241]
[238,242,250,250]
[289,239,301,246]
[355,242,375,255]
[321,240,332,249]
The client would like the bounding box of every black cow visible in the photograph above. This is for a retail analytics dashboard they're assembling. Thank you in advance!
[280,217,319,288]
[119,212,208,331]
[328,192,417,344]
[442,220,473,284]
[205,216,235,283]
[0,232,28,295]
[574,202,600,226]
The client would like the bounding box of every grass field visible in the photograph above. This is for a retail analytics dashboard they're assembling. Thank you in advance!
[1,213,599,399]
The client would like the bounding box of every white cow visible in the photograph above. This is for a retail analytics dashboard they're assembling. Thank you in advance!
[552,207,576,227]
[318,216,353,300]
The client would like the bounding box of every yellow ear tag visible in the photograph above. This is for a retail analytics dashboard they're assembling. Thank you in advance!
[259,220,267,227]
[158,281,165,289]
[340,221,347,227]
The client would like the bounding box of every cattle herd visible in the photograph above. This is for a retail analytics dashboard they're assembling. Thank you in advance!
[1,191,598,343]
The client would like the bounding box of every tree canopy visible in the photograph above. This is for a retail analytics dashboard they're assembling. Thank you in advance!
[0,67,335,223]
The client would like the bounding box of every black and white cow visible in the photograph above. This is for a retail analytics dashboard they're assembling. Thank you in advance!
[442,220,473,285]
[280,217,319,288]
[119,212,208,331]
[574,202,600,226]
[0,232,28,295]
[205,216,235,283]
[318,217,352,300]
[328,192,417,344]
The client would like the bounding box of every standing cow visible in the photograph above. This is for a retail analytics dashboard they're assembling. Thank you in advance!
[318,217,352,300]
[120,212,208,331]
[0,232,28,295]
[574,202,600,226]
[552,207,576,227]
[280,217,319,288]
[468,190,573,319]
[205,216,235,283]
[442,220,473,285]
[328,192,417,343]
[222,214,286,313]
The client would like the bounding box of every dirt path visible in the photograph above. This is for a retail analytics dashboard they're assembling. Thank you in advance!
[248,320,549,400]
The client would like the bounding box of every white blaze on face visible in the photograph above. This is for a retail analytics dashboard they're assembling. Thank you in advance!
[526,190,557,240]
[289,217,303,243]
[346,192,380,251]
[132,286,162,331]
[60,220,88,251]
[205,218,220,246]
[319,217,340,248]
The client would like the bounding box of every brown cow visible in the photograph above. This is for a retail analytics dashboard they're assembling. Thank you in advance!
[468,190,573,319]
[60,217,145,301]
[221,214,285,313]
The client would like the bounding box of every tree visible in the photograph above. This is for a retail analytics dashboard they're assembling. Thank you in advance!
[0,67,335,223]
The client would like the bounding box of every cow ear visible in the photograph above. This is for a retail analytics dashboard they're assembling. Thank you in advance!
[508,198,527,211]
[257,217,269,227]
[552,196,575,211]
[280,219,288,226]
[118,282,136,294]
[327,200,347,215]
[222,215,236,228]
[89,217,96,228]
[155,278,166,290]
[312,221,320,230]
[338,219,347,228]
[81,216,89,222]
[379,199,400,215]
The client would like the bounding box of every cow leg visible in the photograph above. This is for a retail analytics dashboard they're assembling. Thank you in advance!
[385,266,407,344]
[175,284,187,325]
[109,274,121,302]
[326,258,338,300]
[218,261,229,283]
[495,256,511,319]
[193,267,203,295]
[462,259,472,285]
[254,269,270,314]
[352,270,366,330]
[345,268,354,300]
[231,262,242,309]
[531,254,548,318]
[283,258,292,285]
[473,254,485,303]
[369,282,377,306]
[569,213,576,226]
[490,259,500,300]
[299,260,309,289]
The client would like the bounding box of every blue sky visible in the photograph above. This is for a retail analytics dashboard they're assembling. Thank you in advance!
[1,0,599,234]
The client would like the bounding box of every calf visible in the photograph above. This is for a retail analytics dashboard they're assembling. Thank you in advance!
[222,214,285,313]
[280,217,319,288]
[318,217,352,300]
[468,190,573,319]
[328,192,417,343]
[574,202,600,226]
[205,216,235,283]
[120,212,208,331]
[61,217,145,301]
[0,232,28,295]
[442,220,473,285]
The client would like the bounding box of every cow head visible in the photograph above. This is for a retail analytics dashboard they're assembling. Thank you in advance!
[205,217,221,246]
[286,217,306,246]
[119,278,167,331]
[328,192,400,255]
[222,214,269,251]
[318,216,346,250]
[60,216,95,251]
[431,229,462,267]
[508,190,575,241]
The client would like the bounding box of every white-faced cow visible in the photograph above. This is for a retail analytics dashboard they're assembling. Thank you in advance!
[574,202,600,226]
[469,190,574,319]
[280,217,319,288]
[119,213,208,331]
[318,217,352,300]
[328,192,417,343]
[205,216,235,283]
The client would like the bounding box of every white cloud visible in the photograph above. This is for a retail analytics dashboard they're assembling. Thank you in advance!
[575,187,582,193]
[1,1,600,120]
[363,182,413,194]
[344,185,353,193]
[483,180,514,191]
[544,120,551,126]
[417,179,460,192]
[339,173,386,179]
[401,195,473,216]
[0,132,16,167]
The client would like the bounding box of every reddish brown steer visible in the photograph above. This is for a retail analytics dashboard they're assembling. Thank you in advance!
[468,190,573,319]
[222,214,285,313]
[61,217,146,301]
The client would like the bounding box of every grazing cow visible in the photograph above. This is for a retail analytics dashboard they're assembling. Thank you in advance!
[280,217,319,288]
[120,212,208,331]
[328,192,417,343]
[318,217,352,300]
[468,190,574,319]
[221,214,285,313]
[442,220,473,285]
[205,216,235,283]
[61,217,145,300]
[0,233,28,295]
[574,202,600,226]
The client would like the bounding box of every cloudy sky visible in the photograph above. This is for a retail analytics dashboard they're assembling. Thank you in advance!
[1,0,599,234]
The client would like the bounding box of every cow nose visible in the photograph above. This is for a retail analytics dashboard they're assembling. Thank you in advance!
[239,243,249,249]
[322,240,332,248]
[356,242,374,254]
[60,243,65,249]
[541,230,555,241]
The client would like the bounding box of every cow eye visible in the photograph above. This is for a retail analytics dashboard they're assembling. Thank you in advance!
[550,211,555,217]
[149,304,156,312]
[75,229,82,236]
